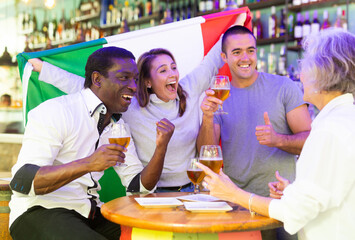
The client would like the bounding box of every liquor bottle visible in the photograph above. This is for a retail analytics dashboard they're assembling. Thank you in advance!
[293,0,301,6]
[251,12,257,38]
[334,7,342,28]
[301,0,309,4]
[341,10,348,31]
[279,8,286,37]
[311,10,320,34]
[186,0,192,18]
[268,6,277,38]
[199,0,206,13]
[219,0,226,9]
[175,2,181,21]
[294,13,303,46]
[255,10,263,39]
[42,14,49,40]
[146,0,152,15]
[206,0,213,11]
[257,47,267,73]
[302,12,311,39]
[32,14,37,33]
[321,10,331,30]
[288,14,294,37]
[214,0,219,10]
[268,44,276,74]
[278,45,287,76]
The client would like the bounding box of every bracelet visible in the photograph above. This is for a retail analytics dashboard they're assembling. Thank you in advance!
[248,193,256,216]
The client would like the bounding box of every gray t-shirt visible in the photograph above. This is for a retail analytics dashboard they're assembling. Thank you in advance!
[214,72,305,196]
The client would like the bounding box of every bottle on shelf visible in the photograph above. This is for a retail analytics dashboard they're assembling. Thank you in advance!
[199,0,206,13]
[206,0,214,11]
[311,10,320,34]
[219,0,226,10]
[268,6,277,38]
[278,45,287,76]
[293,0,301,6]
[334,7,342,28]
[321,10,331,30]
[255,10,263,39]
[279,8,286,37]
[301,0,309,4]
[302,11,311,39]
[268,44,277,74]
[257,47,267,73]
[334,7,347,31]
[294,12,303,46]
[146,0,152,16]
[341,9,348,31]
[288,14,294,38]
[187,0,192,19]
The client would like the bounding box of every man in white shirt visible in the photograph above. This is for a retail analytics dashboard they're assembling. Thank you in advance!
[9,47,174,240]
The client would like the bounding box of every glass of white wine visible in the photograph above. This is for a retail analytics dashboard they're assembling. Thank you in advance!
[199,145,223,173]
[109,122,130,167]
[186,158,205,194]
[211,75,230,115]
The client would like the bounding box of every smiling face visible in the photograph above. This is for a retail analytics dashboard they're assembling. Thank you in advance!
[221,33,258,87]
[147,54,179,102]
[96,57,138,114]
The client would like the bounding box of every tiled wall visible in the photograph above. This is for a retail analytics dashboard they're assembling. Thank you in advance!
[0,143,21,172]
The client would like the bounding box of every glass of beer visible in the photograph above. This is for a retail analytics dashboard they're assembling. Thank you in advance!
[109,122,131,167]
[187,158,205,194]
[211,75,230,114]
[199,145,223,173]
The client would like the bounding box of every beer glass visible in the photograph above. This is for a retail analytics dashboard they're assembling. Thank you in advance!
[199,145,223,173]
[211,75,230,114]
[187,158,205,194]
[109,122,130,167]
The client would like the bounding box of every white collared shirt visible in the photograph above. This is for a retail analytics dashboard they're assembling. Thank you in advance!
[269,93,355,240]
[9,88,147,227]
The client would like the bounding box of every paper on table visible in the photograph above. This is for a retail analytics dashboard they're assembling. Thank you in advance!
[184,201,233,212]
[135,197,183,208]
[176,194,221,202]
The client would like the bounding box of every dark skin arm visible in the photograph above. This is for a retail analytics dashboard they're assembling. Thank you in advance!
[34,144,126,195]
[140,118,175,190]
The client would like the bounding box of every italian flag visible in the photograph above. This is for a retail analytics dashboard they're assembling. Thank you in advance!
[16,8,254,239]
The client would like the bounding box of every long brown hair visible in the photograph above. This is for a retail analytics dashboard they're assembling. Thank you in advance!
[136,48,187,117]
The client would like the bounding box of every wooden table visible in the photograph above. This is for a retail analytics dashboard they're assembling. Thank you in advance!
[101,192,282,239]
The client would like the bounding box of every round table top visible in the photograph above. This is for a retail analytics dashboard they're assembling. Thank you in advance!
[101,192,282,233]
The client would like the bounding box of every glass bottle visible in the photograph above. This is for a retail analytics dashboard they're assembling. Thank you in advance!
[268,6,277,38]
[302,11,311,39]
[311,10,320,34]
[255,10,263,39]
[294,13,303,46]
[321,10,331,30]
[268,44,277,74]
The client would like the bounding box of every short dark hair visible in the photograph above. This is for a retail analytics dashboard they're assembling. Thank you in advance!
[222,25,256,53]
[84,47,136,88]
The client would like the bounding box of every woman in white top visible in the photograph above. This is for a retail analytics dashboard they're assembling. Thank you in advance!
[29,38,224,192]
[197,27,355,240]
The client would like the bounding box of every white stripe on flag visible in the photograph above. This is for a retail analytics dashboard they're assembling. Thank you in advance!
[22,62,33,125]
[104,17,206,79]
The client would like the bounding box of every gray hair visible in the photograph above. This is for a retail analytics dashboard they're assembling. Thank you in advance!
[300,28,355,94]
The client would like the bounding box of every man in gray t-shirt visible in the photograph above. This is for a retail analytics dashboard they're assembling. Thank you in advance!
[197,26,312,240]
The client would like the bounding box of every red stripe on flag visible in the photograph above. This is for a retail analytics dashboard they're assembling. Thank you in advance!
[200,7,252,79]
[200,7,252,56]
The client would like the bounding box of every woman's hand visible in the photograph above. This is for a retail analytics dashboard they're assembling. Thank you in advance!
[196,162,239,203]
[28,58,44,73]
[200,89,222,118]
[268,171,290,199]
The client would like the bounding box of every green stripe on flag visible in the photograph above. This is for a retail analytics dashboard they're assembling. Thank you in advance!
[17,38,107,122]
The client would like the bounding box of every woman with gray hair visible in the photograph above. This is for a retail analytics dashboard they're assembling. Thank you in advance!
[197,27,355,240]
